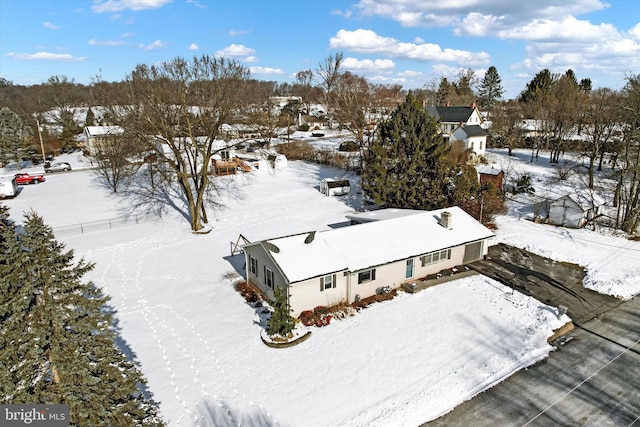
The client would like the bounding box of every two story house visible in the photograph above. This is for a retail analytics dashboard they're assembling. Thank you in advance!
[426,103,488,159]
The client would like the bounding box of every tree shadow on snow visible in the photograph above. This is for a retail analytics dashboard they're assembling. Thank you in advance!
[194,398,278,427]
[98,287,160,407]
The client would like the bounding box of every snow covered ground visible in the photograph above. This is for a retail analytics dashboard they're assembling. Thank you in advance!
[2,144,639,426]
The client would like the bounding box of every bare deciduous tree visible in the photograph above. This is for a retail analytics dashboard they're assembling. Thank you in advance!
[316,52,344,125]
[111,55,250,231]
[581,87,620,189]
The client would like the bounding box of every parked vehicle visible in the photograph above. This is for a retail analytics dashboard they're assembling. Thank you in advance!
[0,176,18,198]
[15,173,45,185]
[45,162,72,173]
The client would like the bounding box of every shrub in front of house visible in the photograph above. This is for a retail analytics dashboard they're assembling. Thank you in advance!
[298,306,333,327]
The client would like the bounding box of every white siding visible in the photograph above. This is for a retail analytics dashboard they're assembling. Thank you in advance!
[289,273,348,316]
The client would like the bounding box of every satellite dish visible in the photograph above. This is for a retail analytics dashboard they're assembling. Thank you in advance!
[265,242,280,253]
[304,231,316,244]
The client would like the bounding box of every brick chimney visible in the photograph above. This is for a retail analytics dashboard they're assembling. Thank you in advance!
[470,101,476,109]
[439,211,452,229]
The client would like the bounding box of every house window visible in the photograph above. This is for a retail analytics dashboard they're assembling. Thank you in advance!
[320,274,336,291]
[249,255,258,276]
[264,266,274,289]
[358,268,376,284]
[421,249,452,266]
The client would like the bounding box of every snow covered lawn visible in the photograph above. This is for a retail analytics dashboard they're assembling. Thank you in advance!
[3,150,638,426]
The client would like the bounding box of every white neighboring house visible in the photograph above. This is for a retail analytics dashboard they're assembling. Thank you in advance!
[425,103,488,158]
[84,125,124,155]
[242,206,494,316]
[549,192,606,228]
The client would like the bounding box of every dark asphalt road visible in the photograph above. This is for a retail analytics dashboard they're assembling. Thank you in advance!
[422,244,639,427]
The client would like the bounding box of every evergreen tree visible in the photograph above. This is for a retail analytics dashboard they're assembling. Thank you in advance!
[362,92,457,210]
[267,286,295,337]
[0,107,26,168]
[0,210,163,426]
[436,77,451,105]
[85,106,96,127]
[478,66,505,111]
[519,69,554,103]
[579,78,592,93]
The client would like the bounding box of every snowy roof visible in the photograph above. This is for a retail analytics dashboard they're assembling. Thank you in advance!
[84,125,124,137]
[556,191,606,210]
[476,165,503,176]
[248,206,494,283]
[346,208,424,223]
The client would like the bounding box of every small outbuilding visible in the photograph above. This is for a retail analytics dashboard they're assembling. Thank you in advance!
[320,178,350,196]
[549,191,605,228]
[476,165,504,190]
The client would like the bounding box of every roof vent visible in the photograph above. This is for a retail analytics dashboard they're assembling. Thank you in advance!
[439,211,452,229]
[304,231,316,244]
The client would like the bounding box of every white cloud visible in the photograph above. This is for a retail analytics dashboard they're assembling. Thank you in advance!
[229,29,251,36]
[454,12,500,36]
[249,66,284,75]
[88,38,125,46]
[188,43,198,50]
[431,64,463,78]
[368,75,407,85]
[342,57,395,72]
[138,40,165,51]
[352,0,609,31]
[5,52,87,62]
[215,44,256,60]
[330,29,490,65]
[498,16,619,42]
[43,22,60,30]
[186,0,206,9]
[397,70,423,78]
[91,0,172,13]
[628,23,640,40]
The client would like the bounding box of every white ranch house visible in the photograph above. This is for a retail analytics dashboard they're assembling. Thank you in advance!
[242,206,494,316]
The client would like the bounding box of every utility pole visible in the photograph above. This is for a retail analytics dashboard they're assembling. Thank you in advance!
[36,119,46,164]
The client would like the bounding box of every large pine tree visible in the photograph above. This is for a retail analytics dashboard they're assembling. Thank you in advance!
[0,207,163,426]
[478,66,505,111]
[362,92,479,210]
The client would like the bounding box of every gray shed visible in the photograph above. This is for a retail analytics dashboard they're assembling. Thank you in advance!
[549,192,605,228]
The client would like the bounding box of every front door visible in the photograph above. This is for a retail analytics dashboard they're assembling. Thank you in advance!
[406,258,414,279]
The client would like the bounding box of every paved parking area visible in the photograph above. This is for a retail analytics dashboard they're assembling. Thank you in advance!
[471,243,622,324]
[422,244,639,427]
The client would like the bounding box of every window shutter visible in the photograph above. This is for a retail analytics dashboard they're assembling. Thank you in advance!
[372,269,376,280]
[332,274,336,288]
[320,277,324,292]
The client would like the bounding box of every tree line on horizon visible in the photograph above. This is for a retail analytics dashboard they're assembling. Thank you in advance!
[1,53,639,233]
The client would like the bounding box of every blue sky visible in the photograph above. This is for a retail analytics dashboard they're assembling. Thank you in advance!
[1,0,638,99]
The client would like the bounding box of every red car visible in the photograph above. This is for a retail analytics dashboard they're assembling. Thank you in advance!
[15,173,45,185]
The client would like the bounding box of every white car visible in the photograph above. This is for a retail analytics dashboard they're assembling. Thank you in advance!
[45,162,72,173]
